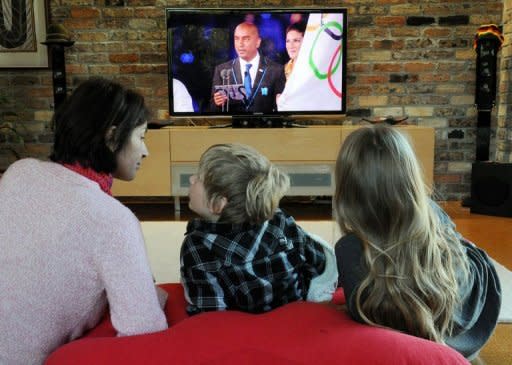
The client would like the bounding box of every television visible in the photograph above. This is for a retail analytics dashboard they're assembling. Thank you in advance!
[166,8,347,127]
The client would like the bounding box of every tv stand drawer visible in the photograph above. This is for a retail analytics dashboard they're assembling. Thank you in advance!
[169,126,343,162]
[171,163,335,197]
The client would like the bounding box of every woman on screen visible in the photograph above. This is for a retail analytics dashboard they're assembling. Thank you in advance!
[0,78,168,364]
[284,22,306,80]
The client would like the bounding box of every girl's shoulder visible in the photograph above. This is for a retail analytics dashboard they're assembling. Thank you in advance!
[335,233,361,247]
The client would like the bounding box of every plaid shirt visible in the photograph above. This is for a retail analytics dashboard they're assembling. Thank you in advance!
[180,209,326,314]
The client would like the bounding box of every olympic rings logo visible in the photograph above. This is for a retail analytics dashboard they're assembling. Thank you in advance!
[308,20,343,98]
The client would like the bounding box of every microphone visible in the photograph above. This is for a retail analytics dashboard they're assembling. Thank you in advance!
[220,68,230,82]
[220,69,230,112]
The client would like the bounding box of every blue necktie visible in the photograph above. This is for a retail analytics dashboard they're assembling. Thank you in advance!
[244,63,252,99]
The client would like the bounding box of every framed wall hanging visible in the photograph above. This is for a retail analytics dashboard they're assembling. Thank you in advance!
[0,0,49,68]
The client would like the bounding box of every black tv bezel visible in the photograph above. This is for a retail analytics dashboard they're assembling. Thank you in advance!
[166,7,348,122]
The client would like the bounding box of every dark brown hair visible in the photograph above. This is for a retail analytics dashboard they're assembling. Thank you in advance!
[50,77,149,173]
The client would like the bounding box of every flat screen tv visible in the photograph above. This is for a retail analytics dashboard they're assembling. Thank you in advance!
[166,8,347,126]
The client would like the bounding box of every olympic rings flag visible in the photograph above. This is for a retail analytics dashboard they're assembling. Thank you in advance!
[277,13,345,112]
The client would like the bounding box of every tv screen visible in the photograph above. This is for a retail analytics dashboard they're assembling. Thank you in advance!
[166,8,347,123]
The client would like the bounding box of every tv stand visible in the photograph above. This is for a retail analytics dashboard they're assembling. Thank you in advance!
[112,126,435,216]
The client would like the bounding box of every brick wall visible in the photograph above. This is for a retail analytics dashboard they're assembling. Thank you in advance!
[0,0,507,200]
[497,0,512,163]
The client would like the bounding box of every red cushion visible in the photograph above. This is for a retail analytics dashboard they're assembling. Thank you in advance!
[45,284,469,365]
[332,287,346,304]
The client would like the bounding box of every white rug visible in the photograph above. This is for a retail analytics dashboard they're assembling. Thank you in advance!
[493,259,512,323]
[141,221,512,323]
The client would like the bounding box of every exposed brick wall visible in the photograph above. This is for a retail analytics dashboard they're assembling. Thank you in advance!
[0,0,507,200]
[496,0,512,163]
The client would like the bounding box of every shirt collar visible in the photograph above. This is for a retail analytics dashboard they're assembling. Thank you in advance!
[239,53,260,77]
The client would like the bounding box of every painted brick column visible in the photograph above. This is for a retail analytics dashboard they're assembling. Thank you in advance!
[497,0,512,162]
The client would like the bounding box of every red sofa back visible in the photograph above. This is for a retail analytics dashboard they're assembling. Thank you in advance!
[46,284,469,365]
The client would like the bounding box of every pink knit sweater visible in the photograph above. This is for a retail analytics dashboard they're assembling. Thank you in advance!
[0,159,168,364]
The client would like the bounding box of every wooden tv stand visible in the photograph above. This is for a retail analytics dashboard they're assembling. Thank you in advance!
[112,125,434,213]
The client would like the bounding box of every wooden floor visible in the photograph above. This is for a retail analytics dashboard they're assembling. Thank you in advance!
[124,198,511,365]
[123,196,335,222]
[440,202,512,270]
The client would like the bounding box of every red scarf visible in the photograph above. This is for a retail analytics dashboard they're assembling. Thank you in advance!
[63,163,113,196]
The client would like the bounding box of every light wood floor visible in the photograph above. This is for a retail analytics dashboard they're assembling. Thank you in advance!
[440,201,511,270]
[126,199,511,365]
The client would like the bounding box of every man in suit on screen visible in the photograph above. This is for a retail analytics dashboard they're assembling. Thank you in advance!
[210,22,286,113]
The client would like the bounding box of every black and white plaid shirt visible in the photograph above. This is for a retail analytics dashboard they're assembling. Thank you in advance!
[180,209,326,314]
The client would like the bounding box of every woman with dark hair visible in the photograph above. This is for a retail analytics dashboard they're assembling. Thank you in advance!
[284,22,306,80]
[0,78,168,365]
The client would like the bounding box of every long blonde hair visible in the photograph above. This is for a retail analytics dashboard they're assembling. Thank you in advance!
[198,143,290,225]
[333,125,468,342]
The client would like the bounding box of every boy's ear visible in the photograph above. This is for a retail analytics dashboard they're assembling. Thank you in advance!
[210,196,228,215]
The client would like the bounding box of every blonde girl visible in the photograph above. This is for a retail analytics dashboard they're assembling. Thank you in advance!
[333,124,500,360]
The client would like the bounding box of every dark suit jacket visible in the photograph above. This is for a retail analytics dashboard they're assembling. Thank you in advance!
[209,55,286,113]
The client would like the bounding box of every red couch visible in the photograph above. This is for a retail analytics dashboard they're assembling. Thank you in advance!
[45,284,469,365]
